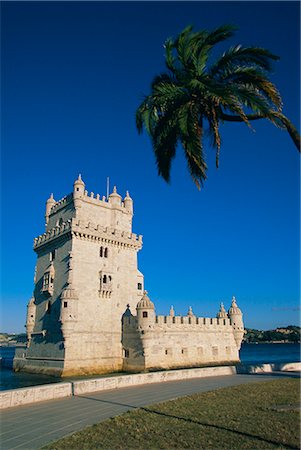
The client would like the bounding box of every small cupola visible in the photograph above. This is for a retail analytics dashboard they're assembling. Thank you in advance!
[136,291,155,327]
[124,190,133,213]
[217,302,228,319]
[187,306,195,317]
[109,186,122,207]
[45,193,56,225]
[228,296,242,316]
[73,174,85,196]
[136,291,155,311]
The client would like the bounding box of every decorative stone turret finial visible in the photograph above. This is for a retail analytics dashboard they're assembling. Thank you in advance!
[228,296,242,316]
[124,190,133,214]
[109,185,122,207]
[73,174,85,209]
[217,302,228,319]
[45,193,56,226]
[187,306,195,317]
[169,305,175,317]
[122,304,133,318]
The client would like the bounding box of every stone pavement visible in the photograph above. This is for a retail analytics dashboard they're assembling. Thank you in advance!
[1,372,299,450]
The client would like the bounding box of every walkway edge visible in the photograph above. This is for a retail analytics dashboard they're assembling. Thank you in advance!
[1,362,300,409]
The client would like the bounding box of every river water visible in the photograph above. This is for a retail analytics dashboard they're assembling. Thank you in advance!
[1,343,300,391]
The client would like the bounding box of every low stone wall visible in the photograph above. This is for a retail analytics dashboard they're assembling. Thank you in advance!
[236,362,301,374]
[1,362,300,409]
[72,365,236,395]
[0,382,72,409]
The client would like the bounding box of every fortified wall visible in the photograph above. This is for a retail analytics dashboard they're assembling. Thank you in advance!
[14,176,244,377]
[122,293,244,371]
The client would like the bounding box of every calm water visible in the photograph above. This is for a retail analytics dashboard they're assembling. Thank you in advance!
[1,343,300,391]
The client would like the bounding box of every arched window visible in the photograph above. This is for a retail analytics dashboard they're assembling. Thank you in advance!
[137,283,142,290]
[103,275,107,284]
[104,248,108,258]
[142,311,148,318]
[100,247,103,257]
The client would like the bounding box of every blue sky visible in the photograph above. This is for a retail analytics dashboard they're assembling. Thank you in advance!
[1,1,300,333]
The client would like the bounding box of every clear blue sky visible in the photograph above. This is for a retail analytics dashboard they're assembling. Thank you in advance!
[1,1,300,333]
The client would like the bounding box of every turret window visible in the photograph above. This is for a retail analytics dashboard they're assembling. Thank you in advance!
[142,311,148,318]
[137,283,142,290]
[63,301,68,308]
[124,349,129,358]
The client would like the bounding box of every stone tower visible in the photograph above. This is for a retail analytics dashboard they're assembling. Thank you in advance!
[14,176,144,376]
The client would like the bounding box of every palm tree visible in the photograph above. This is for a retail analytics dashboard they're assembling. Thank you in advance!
[136,25,300,189]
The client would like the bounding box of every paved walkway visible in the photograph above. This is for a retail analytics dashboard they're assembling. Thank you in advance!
[1,372,299,450]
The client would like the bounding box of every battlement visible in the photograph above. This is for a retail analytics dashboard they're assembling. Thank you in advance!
[155,315,231,328]
[123,314,232,329]
[34,217,143,250]
[50,194,73,215]
[48,191,131,216]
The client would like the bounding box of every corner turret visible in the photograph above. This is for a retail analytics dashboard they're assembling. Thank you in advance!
[60,252,79,341]
[45,193,56,226]
[73,174,85,209]
[228,296,244,349]
[109,186,122,207]
[26,296,36,346]
[136,291,155,329]
[124,191,133,214]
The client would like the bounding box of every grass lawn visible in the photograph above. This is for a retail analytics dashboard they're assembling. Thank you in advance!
[44,378,300,449]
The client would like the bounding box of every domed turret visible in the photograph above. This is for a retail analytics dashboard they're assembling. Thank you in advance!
[228,296,244,349]
[124,191,133,214]
[136,291,155,328]
[109,186,122,207]
[60,252,79,340]
[228,296,242,315]
[26,296,36,345]
[45,193,56,226]
[217,302,228,319]
[60,285,79,340]
[73,174,85,208]
[169,305,175,317]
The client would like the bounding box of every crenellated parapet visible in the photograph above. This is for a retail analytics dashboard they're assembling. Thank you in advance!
[154,315,232,328]
[49,194,73,215]
[34,217,143,250]
[123,314,232,329]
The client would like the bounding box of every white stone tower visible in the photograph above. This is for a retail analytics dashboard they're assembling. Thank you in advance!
[15,176,144,376]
